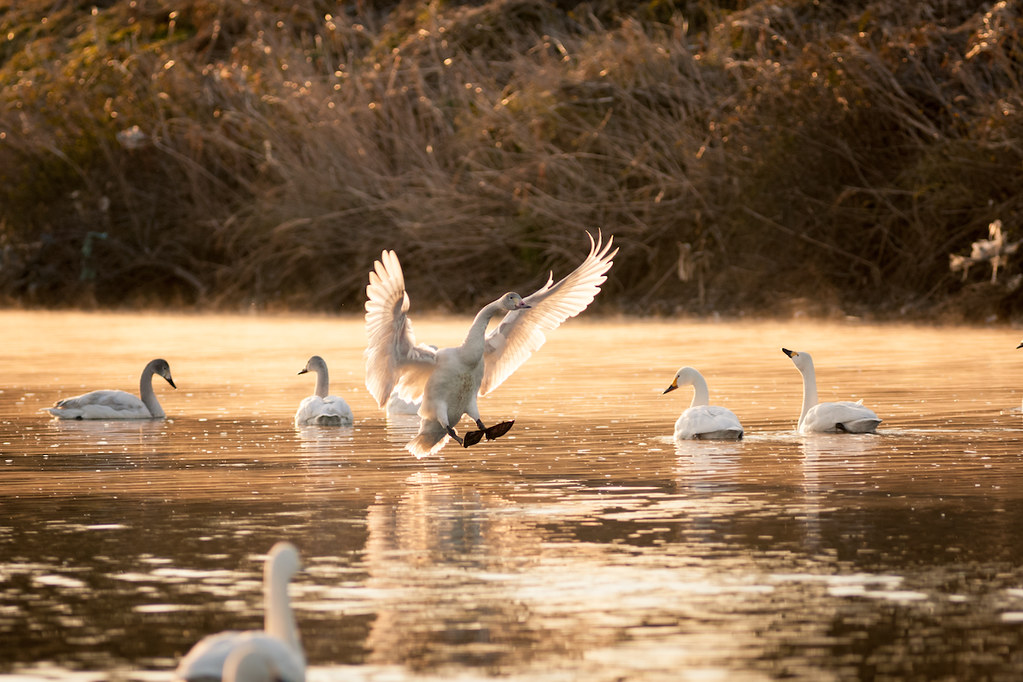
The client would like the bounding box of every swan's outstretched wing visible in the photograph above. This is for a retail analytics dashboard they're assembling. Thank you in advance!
[364,250,438,408]
[480,231,617,396]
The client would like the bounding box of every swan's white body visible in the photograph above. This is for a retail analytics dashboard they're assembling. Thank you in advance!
[365,232,617,457]
[43,358,176,420]
[221,643,276,682]
[175,542,304,682]
[386,392,421,417]
[663,367,743,441]
[782,348,880,434]
[294,356,353,427]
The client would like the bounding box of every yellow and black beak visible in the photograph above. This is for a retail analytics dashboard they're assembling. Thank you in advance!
[782,348,796,358]
[297,368,308,375]
[662,379,678,395]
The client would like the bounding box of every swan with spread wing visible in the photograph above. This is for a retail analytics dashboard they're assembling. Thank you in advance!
[365,232,617,457]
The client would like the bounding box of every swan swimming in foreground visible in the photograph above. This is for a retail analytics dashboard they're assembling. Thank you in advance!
[782,348,881,434]
[294,355,354,427]
[365,231,617,457]
[662,367,744,441]
[220,642,276,682]
[175,542,304,682]
[43,358,176,420]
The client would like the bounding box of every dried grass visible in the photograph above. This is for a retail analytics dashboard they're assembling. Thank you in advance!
[3,0,1023,319]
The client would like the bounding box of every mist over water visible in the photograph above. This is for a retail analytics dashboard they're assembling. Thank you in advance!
[3,311,1023,681]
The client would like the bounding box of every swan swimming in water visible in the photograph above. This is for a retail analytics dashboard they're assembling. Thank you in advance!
[662,367,744,441]
[782,348,881,434]
[364,231,617,457]
[220,642,276,682]
[43,358,176,420]
[294,355,353,427]
[175,542,305,682]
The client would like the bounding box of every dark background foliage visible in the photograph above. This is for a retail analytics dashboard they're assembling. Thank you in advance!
[3,0,1023,320]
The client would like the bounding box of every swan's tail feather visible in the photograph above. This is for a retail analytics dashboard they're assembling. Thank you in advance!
[836,418,881,434]
[405,421,449,458]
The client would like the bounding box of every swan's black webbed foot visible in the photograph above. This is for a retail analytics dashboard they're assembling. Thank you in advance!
[463,419,515,447]
[463,430,485,447]
[446,427,463,445]
[484,420,515,440]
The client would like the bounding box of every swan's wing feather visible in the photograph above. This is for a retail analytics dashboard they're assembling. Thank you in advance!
[295,396,354,426]
[480,232,617,395]
[54,389,143,411]
[804,401,880,433]
[676,406,743,439]
[364,250,438,408]
[175,630,304,682]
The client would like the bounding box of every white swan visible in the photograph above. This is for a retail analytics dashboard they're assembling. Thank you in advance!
[386,391,421,417]
[221,642,275,682]
[43,358,176,420]
[175,542,304,682]
[365,231,617,457]
[662,366,744,441]
[294,355,353,427]
[782,348,881,434]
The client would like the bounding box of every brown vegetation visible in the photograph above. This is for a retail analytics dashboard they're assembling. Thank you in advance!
[2,0,1023,320]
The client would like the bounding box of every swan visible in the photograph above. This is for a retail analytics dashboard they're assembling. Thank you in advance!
[175,542,304,682]
[386,391,421,417]
[43,358,176,420]
[221,642,275,682]
[294,355,353,427]
[365,231,617,457]
[782,348,881,434]
[662,367,744,441]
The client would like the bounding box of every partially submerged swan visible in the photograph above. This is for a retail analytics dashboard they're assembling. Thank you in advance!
[663,367,744,441]
[365,232,617,457]
[295,355,353,427]
[43,358,176,420]
[175,542,305,682]
[782,348,880,434]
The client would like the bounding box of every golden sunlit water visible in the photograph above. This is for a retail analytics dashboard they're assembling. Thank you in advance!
[3,310,1023,681]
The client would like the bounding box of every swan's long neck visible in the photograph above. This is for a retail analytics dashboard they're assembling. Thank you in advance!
[460,299,504,358]
[798,361,819,428]
[313,366,329,398]
[139,362,164,418]
[265,563,301,656]
[689,375,710,408]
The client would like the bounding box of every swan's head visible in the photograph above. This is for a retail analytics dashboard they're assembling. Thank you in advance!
[265,541,301,582]
[298,355,327,375]
[782,348,814,373]
[151,358,176,389]
[663,366,700,394]
[499,292,531,311]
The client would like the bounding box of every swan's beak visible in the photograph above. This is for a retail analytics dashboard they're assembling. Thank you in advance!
[662,379,678,395]
[164,375,177,389]
[782,348,795,358]
[1017,341,1023,349]
[297,368,309,375]
[515,301,531,310]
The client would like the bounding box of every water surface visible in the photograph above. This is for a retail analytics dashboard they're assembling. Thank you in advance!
[2,311,1023,681]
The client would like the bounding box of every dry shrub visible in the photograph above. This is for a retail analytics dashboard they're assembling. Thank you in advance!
[3,0,1023,319]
